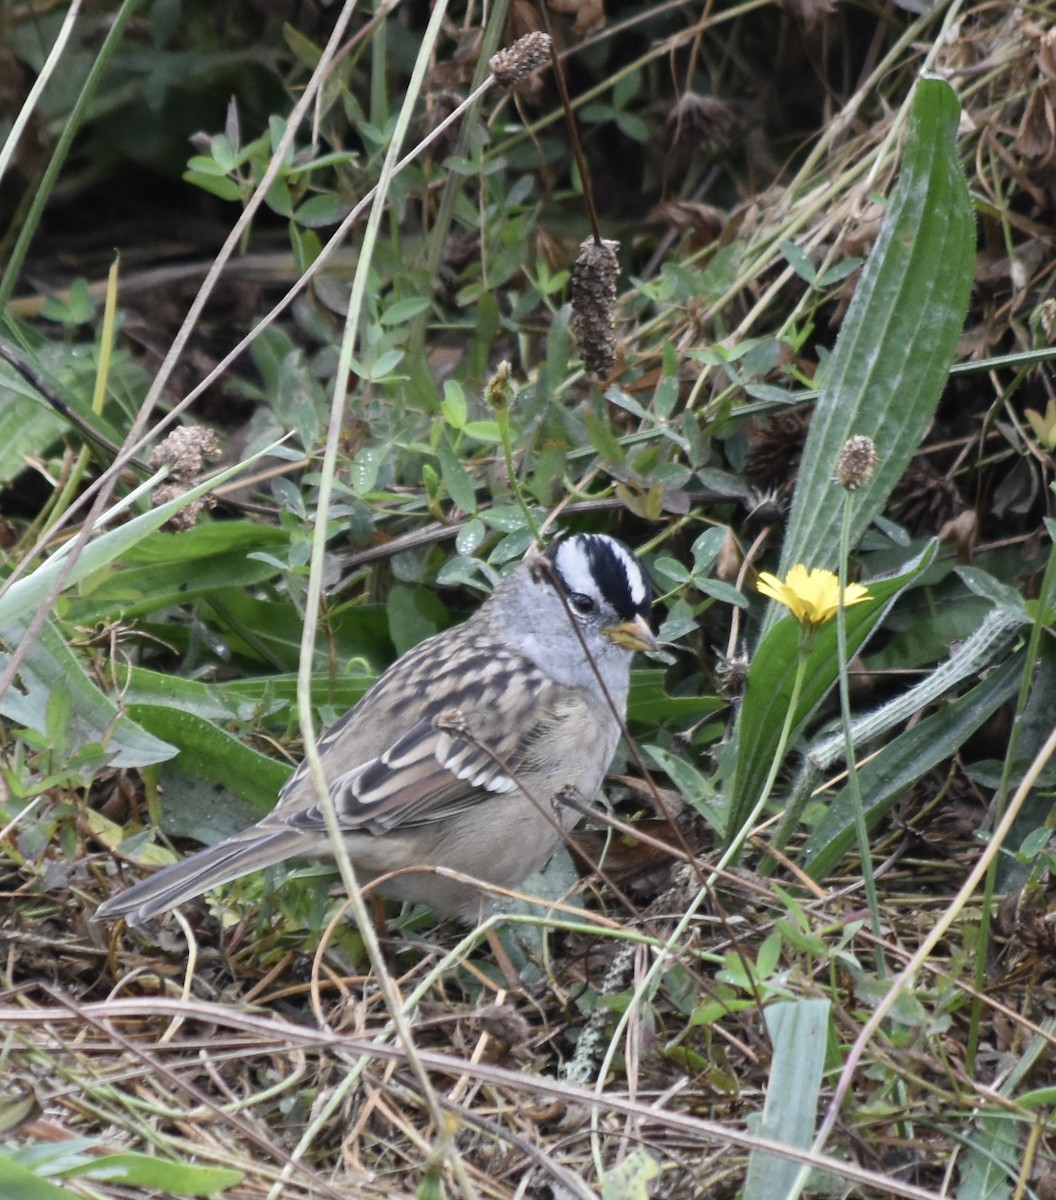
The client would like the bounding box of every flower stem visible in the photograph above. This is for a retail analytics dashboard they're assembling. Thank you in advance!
[837,490,885,973]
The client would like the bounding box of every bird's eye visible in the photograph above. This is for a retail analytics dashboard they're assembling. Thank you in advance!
[569,592,596,615]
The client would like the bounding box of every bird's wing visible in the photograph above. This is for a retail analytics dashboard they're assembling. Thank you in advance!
[279,641,576,835]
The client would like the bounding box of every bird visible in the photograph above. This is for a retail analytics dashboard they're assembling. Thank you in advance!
[93,533,657,925]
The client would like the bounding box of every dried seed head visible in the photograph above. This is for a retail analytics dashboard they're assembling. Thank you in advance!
[150,425,221,482]
[743,486,788,527]
[835,435,878,490]
[485,360,514,411]
[489,32,551,89]
[666,92,737,157]
[153,483,215,530]
[474,1003,531,1046]
[891,459,965,535]
[571,237,619,379]
[715,649,750,697]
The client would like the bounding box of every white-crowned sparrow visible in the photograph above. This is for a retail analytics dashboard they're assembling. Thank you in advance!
[93,533,656,925]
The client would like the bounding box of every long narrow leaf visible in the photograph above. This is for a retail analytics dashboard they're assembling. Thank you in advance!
[772,76,974,599]
[0,442,283,628]
[802,654,1023,877]
[744,998,831,1200]
[727,542,935,843]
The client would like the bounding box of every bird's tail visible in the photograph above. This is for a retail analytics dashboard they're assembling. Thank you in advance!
[93,825,316,925]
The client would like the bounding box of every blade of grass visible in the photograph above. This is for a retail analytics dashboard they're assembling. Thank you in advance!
[744,998,831,1200]
[0,0,142,312]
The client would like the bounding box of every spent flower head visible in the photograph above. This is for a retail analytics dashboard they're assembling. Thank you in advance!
[489,32,551,89]
[485,360,514,411]
[571,237,620,378]
[757,564,870,628]
[835,434,878,490]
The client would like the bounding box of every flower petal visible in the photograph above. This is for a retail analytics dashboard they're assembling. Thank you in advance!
[758,563,871,627]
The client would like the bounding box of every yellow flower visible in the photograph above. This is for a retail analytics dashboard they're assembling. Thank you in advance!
[757,564,870,627]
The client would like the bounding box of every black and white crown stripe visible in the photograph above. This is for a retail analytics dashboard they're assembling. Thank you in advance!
[548,534,652,621]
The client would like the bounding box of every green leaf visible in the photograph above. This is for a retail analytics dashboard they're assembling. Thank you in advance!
[691,526,729,573]
[657,598,697,642]
[0,1091,36,1136]
[66,1152,242,1195]
[265,177,293,217]
[456,518,486,556]
[349,446,381,496]
[209,132,236,171]
[185,154,232,177]
[386,583,448,656]
[362,348,404,380]
[600,1149,660,1200]
[727,542,936,843]
[67,545,284,626]
[628,668,723,723]
[653,555,691,585]
[200,590,389,672]
[584,408,626,465]
[0,345,140,470]
[956,566,1031,621]
[462,419,501,444]
[441,380,467,430]
[126,704,288,814]
[182,169,242,201]
[696,578,748,608]
[437,443,477,514]
[293,194,348,228]
[0,617,176,769]
[643,744,725,832]
[118,665,373,722]
[0,391,66,484]
[803,653,1024,877]
[0,1153,80,1199]
[614,111,650,142]
[0,443,281,629]
[771,78,975,612]
[779,239,817,285]
[51,280,95,326]
[379,297,431,325]
[956,1114,1020,1200]
[816,257,862,288]
[744,999,831,1200]
[118,519,291,565]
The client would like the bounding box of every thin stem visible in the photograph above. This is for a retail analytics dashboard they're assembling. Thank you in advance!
[0,0,134,311]
[41,258,122,541]
[837,489,885,974]
[538,1,601,244]
[286,7,476,1199]
[587,636,809,1172]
